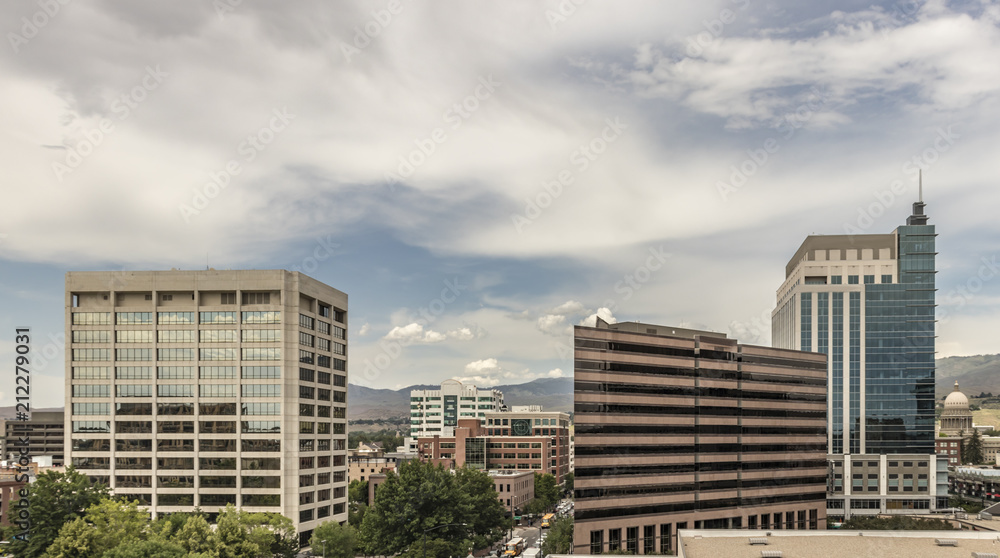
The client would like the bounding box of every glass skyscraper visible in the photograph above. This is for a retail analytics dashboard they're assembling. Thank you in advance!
[772,198,945,518]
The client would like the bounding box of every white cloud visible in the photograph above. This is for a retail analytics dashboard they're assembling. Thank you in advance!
[465,358,501,375]
[548,300,587,315]
[579,307,618,327]
[358,323,370,336]
[383,322,481,344]
[546,368,566,378]
[536,314,570,336]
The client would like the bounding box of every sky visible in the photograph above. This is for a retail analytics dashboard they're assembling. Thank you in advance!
[2,0,999,408]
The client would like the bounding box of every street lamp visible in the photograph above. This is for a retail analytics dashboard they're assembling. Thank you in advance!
[424,522,468,558]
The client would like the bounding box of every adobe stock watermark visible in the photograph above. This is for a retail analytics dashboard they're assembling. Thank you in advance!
[384,75,502,189]
[843,126,959,238]
[938,254,999,325]
[876,0,923,39]
[340,0,410,63]
[545,0,588,30]
[716,86,831,202]
[178,107,295,222]
[289,235,341,275]
[729,305,773,346]
[7,0,71,53]
[511,117,627,233]
[359,277,467,381]
[51,65,168,182]
[553,246,671,359]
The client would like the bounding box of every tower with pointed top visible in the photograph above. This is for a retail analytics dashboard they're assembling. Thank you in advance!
[772,196,940,518]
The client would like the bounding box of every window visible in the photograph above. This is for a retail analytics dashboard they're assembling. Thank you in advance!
[157,348,194,361]
[242,348,281,361]
[242,421,281,433]
[201,494,238,506]
[156,439,193,452]
[882,274,893,284]
[200,311,237,324]
[116,348,152,361]
[318,321,330,335]
[848,275,859,284]
[200,384,237,397]
[317,355,331,368]
[317,406,331,418]
[333,325,346,340]
[319,389,331,401]
[300,368,315,382]
[158,476,194,488]
[200,421,236,433]
[73,439,110,451]
[243,384,281,397]
[319,305,330,318]
[242,457,281,470]
[200,348,237,361]
[300,350,314,364]
[117,312,152,325]
[300,332,315,347]
[332,342,346,355]
[157,366,194,379]
[73,348,111,361]
[863,275,875,284]
[158,494,194,506]
[200,366,237,379]
[221,292,236,304]
[244,494,281,506]
[243,402,281,415]
[158,312,194,325]
[200,458,237,471]
[157,385,193,397]
[199,403,237,415]
[157,457,195,470]
[73,312,111,325]
[300,314,315,329]
[72,403,110,415]
[242,366,281,379]
[300,404,315,416]
[200,329,237,343]
[242,329,280,343]
[73,420,111,433]
[158,421,194,434]
[242,439,281,452]
[200,440,237,452]
[116,366,152,379]
[317,337,331,352]
[830,275,842,284]
[300,386,315,399]
[73,367,110,379]
[158,330,194,343]
[242,292,271,305]
[242,311,280,324]
[116,385,152,397]
[334,308,345,323]
[158,403,194,416]
[333,358,346,371]
[317,372,331,385]
[74,330,111,343]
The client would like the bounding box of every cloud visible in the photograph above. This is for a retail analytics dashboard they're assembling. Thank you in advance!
[465,358,501,375]
[579,307,618,327]
[536,314,570,336]
[358,323,370,336]
[383,322,479,344]
[546,368,566,378]
[548,300,587,315]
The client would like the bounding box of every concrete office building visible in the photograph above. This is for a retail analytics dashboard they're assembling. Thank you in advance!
[409,379,505,438]
[574,320,828,555]
[0,410,65,466]
[65,270,348,545]
[772,196,945,518]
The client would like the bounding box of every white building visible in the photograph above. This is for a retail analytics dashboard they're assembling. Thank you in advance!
[65,270,348,546]
[409,379,505,438]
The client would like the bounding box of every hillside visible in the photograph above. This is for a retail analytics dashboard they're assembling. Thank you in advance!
[348,377,573,420]
[936,354,1000,399]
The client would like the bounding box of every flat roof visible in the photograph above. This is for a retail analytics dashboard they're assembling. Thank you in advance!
[677,528,1000,558]
[785,234,896,278]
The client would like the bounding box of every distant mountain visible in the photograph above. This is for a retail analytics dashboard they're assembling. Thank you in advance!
[936,354,1000,398]
[348,377,573,420]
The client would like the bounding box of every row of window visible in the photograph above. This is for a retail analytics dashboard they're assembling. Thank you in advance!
[73,384,283,398]
[75,437,282,451]
[105,475,283,489]
[73,311,282,326]
[73,348,283,362]
[87,402,345,418]
[74,366,284,380]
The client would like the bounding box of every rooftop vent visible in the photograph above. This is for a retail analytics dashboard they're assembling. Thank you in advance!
[749,537,769,545]
[934,538,958,547]
[971,553,998,558]
[760,551,783,558]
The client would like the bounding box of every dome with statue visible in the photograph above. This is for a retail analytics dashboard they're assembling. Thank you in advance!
[940,381,974,436]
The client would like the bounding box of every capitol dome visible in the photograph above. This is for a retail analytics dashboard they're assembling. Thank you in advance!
[943,381,970,415]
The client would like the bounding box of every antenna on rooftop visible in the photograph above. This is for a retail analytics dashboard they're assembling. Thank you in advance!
[919,169,923,203]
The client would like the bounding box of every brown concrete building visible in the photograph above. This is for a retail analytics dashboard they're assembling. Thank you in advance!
[573,319,828,555]
[65,270,349,546]
[936,436,961,466]
[415,408,571,484]
[490,470,534,518]
[0,411,65,466]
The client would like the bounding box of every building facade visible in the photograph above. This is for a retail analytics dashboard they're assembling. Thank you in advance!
[574,320,828,555]
[0,411,65,466]
[939,382,974,437]
[772,197,942,517]
[416,408,571,484]
[65,270,348,545]
[409,379,505,438]
[936,436,962,466]
[489,470,534,517]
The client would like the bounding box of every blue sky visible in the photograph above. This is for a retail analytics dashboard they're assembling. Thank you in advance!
[2,0,1000,407]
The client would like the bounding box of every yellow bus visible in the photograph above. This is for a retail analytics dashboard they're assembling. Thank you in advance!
[541,513,555,528]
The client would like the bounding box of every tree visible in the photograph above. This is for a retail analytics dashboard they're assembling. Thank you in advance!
[348,502,368,529]
[525,499,548,516]
[101,540,188,558]
[7,467,110,558]
[542,516,573,555]
[349,479,369,505]
[966,429,985,464]
[359,460,505,558]
[563,472,574,494]
[534,473,559,509]
[841,516,953,530]
[310,521,358,558]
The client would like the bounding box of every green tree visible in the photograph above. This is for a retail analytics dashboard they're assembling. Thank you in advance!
[542,516,573,555]
[42,498,151,558]
[349,479,369,505]
[841,516,953,530]
[534,473,559,509]
[525,498,548,516]
[101,539,188,558]
[966,429,985,464]
[360,460,504,558]
[563,472,574,494]
[348,502,368,528]
[310,521,358,558]
[166,514,220,556]
[7,467,110,558]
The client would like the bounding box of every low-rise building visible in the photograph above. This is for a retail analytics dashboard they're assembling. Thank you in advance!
[826,454,949,519]
[489,470,534,519]
[936,436,962,466]
[0,411,65,467]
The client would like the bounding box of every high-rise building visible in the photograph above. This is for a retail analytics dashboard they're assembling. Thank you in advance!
[409,379,505,438]
[772,197,945,517]
[65,270,348,545]
[574,320,828,555]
